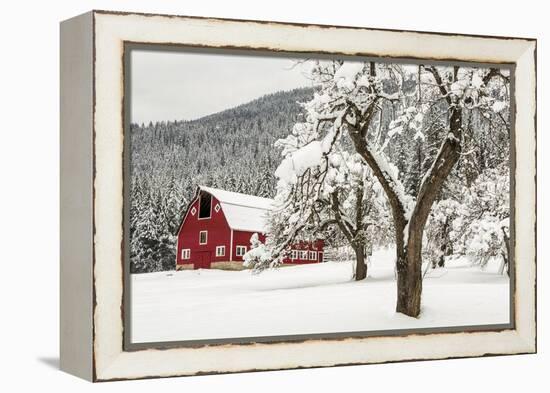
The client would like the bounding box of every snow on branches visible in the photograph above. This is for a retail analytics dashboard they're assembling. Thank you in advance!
[245,60,399,274]
[243,233,273,270]
[245,59,510,302]
[424,165,510,273]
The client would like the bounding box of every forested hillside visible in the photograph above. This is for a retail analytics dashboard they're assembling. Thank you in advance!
[130,87,314,272]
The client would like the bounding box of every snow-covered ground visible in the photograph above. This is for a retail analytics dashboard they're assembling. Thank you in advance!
[130,248,510,343]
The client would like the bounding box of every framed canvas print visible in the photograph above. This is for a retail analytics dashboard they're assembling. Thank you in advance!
[60,10,537,381]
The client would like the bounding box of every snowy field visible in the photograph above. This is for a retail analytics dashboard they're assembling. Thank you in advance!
[130,248,510,343]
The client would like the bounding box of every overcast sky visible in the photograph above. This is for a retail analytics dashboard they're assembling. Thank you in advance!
[130,49,313,124]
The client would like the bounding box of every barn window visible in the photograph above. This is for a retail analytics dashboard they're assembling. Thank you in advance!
[309,251,317,261]
[300,250,308,259]
[236,245,247,257]
[216,246,225,257]
[291,250,298,260]
[199,231,208,244]
[199,192,212,219]
[181,249,190,260]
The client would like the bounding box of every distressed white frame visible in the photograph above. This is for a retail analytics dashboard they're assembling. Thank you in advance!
[216,245,225,257]
[61,10,536,382]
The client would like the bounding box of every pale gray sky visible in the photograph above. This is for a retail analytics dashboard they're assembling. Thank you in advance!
[130,49,313,124]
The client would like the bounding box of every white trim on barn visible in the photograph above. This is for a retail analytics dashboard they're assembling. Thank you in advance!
[199,186,273,233]
[175,192,201,236]
[236,245,247,257]
[229,229,234,261]
[176,229,180,261]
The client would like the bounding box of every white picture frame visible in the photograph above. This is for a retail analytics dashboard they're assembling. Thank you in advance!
[60,10,536,382]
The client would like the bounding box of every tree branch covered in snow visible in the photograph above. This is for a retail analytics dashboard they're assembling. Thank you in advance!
[245,59,510,316]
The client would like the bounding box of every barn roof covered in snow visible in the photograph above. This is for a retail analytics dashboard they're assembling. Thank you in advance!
[199,186,274,233]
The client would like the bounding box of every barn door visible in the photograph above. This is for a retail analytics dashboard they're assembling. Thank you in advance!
[195,251,211,269]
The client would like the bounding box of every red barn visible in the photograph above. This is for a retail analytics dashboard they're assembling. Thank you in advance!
[176,186,324,270]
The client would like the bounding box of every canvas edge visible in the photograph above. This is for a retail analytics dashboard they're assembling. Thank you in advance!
[511,40,537,354]
[91,9,537,42]
[90,11,537,381]
[59,11,95,381]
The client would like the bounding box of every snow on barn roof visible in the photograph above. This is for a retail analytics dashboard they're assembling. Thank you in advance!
[199,186,274,233]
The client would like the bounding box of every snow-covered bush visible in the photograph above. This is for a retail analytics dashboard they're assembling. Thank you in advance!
[243,233,274,271]
[461,167,509,268]
[464,217,508,267]
[424,198,464,268]
[423,165,509,272]
[444,167,510,270]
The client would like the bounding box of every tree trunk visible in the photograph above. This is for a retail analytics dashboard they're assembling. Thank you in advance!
[437,215,451,268]
[396,261,422,316]
[395,112,463,317]
[343,66,468,318]
[355,246,367,281]
[396,227,424,316]
[437,253,446,268]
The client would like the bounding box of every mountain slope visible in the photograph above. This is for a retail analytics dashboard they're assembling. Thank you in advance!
[129,87,314,272]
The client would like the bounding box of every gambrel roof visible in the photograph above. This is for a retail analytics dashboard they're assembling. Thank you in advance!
[199,186,274,233]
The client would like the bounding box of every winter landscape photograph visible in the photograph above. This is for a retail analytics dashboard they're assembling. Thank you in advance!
[127,47,512,344]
